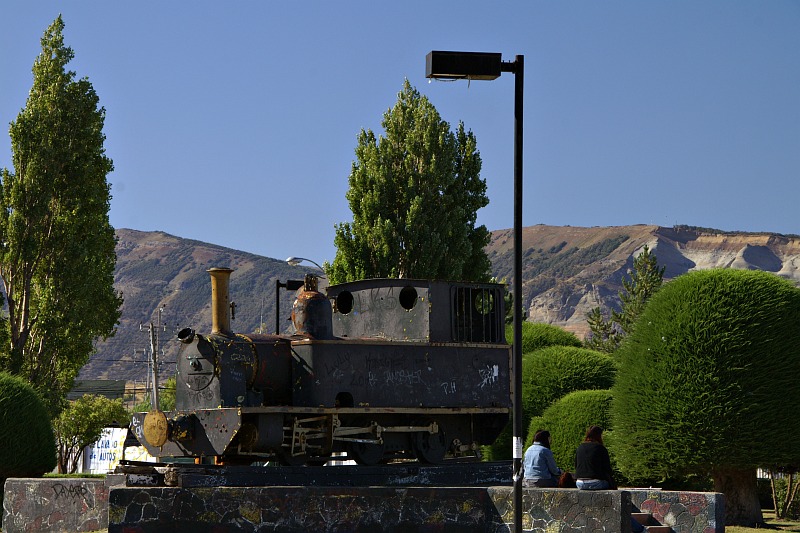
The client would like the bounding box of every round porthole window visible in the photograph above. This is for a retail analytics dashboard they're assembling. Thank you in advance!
[399,286,418,310]
[336,291,354,315]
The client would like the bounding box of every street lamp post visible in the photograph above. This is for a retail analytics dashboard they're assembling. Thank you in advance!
[275,279,303,334]
[286,256,326,272]
[426,50,525,533]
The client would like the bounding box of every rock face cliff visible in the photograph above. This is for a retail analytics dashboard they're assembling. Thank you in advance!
[486,225,800,339]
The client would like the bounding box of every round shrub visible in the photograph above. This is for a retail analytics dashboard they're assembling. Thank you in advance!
[612,269,800,482]
[484,323,585,461]
[506,321,582,353]
[0,372,56,479]
[536,389,613,469]
[524,415,545,448]
[522,346,616,423]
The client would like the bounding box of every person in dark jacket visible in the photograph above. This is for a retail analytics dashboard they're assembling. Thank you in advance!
[574,425,614,490]
[574,425,644,533]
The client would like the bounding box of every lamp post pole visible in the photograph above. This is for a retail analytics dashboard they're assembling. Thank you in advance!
[510,54,525,533]
[425,51,525,533]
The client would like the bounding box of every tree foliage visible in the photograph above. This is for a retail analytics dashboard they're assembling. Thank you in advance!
[585,244,664,353]
[328,80,491,284]
[0,17,122,413]
[611,269,800,526]
[132,376,177,413]
[53,393,130,474]
[0,372,56,482]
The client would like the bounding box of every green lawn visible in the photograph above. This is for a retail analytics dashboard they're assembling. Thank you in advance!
[727,512,800,532]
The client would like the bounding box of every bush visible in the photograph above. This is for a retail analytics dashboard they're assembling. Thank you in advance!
[535,389,614,470]
[522,346,616,425]
[0,372,56,480]
[483,324,585,461]
[507,321,582,353]
[611,269,800,482]
[762,474,800,519]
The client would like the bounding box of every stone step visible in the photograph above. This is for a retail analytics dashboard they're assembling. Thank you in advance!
[645,526,673,533]
[632,512,655,526]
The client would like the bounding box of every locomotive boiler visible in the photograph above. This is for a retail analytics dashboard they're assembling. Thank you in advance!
[131,268,511,465]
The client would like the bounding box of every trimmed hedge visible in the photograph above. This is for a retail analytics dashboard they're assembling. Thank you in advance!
[529,389,614,469]
[506,321,582,353]
[522,346,616,423]
[484,322,585,461]
[0,372,56,480]
[612,269,800,481]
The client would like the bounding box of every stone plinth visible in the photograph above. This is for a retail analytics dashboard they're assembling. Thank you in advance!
[3,476,726,533]
[108,486,507,532]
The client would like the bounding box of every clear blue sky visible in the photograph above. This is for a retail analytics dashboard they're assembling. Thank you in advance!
[2,2,799,265]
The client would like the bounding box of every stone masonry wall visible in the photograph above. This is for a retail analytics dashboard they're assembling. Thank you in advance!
[629,489,725,533]
[3,477,725,533]
[3,478,109,533]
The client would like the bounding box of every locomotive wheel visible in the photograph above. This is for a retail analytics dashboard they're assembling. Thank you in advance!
[306,457,331,467]
[412,421,448,464]
[276,450,307,466]
[348,440,386,466]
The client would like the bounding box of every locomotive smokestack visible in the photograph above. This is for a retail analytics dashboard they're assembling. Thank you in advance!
[208,267,234,335]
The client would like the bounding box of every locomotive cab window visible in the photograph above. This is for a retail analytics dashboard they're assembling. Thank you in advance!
[451,286,503,343]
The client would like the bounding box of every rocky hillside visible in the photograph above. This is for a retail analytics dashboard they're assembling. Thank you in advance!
[80,229,316,382]
[82,225,800,382]
[486,224,800,339]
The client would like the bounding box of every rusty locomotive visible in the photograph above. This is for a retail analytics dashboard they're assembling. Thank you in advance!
[131,268,511,465]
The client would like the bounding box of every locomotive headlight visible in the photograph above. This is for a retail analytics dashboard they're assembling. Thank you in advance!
[143,410,169,447]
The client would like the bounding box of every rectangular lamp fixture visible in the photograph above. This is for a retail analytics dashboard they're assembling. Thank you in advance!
[425,51,502,80]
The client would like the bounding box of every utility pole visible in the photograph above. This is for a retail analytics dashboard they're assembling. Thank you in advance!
[140,306,167,410]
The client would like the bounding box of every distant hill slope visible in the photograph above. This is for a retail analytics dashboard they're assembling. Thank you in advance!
[81,229,314,382]
[81,225,800,382]
[486,224,800,338]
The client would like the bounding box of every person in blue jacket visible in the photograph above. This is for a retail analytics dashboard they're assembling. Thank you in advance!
[522,429,562,487]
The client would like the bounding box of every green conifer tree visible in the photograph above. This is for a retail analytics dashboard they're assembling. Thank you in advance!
[585,244,664,353]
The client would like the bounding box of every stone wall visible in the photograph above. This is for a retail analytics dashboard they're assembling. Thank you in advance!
[493,487,634,532]
[3,477,725,533]
[3,478,109,533]
[629,489,725,533]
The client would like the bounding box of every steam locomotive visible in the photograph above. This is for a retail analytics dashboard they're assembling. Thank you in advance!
[131,268,510,465]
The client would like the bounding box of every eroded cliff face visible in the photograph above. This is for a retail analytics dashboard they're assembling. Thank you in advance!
[488,226,800,340]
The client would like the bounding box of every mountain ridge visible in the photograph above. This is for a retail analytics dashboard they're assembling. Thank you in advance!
[81,225,800,382]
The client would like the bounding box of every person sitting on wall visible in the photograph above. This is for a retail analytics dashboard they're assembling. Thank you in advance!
[522,429,562,488]
[574,425,644,533]
[574,425,614,490]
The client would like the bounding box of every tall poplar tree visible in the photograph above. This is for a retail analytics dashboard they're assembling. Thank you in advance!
[0,16,122,413]
[328,80,491,284]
